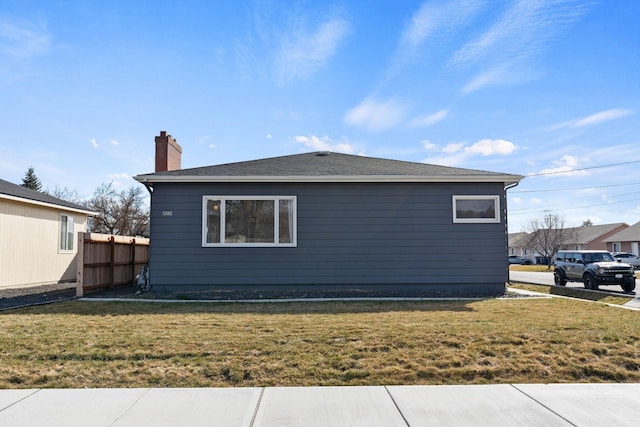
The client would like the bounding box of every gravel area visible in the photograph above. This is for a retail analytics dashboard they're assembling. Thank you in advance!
[1,283,527,309]
[0,283,76,311]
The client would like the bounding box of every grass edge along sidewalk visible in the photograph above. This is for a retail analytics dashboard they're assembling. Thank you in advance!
[1,296,639,389]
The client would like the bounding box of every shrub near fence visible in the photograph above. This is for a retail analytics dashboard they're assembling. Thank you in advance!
[76,233,149,297]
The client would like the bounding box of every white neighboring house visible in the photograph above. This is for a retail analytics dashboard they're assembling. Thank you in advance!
[508,232,537,263]
[0,179,96,288]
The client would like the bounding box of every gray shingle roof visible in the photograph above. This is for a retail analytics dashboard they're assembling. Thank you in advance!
[0,178,92,213]
[566,223,628,245]
[135,152,523,184]
[604,221,640,242]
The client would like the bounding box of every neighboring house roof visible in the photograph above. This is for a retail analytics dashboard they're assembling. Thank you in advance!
[508,232,530,247]
[565,223,628,245]
[604,221,640,242]
[134,152,523,185]
[0,178,95,215]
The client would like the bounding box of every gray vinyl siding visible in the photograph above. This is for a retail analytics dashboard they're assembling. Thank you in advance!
[148,182,509,296]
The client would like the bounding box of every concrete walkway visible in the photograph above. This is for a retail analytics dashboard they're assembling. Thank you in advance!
[1,384,639,426]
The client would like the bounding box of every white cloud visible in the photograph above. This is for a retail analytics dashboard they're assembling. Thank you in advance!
[442,142,465,154]
[89,138,98,149]
[536,155,588,177]
[294,135,355,154]
[343,97,407,132]
[266,133,272,139]
[110,140,119,146]
[422,139,438,151]
[276,15,350,84]
[209,144,217,149]
[408,109,449,127]
[464,138,517,156]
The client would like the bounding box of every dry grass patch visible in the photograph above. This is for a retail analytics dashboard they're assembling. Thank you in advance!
[1,299,639,389]
[509,265,554,272]
[509,283,635,306]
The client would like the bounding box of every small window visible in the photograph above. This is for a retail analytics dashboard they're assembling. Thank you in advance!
[60,214,74,252]
[203,196,296,247]
[452,196,500,223]
[612,243,621,252]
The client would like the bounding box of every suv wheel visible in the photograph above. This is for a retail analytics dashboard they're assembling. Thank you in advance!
[621,278,636,293]
[554,270,567,286]
[584,274,598,290]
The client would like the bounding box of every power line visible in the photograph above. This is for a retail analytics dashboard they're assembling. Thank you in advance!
[509,195,640,216]
[525,159,640,177]
[511,182,640,194]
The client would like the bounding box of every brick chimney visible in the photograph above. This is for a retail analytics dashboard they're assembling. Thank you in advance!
[155,131,182,172]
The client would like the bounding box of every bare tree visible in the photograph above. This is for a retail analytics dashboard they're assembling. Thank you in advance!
[88,183,149,236]
[525,214,576,268]
[46,186,86,205]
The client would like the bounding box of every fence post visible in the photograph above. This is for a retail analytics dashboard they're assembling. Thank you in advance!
[130,238,136,283]
[109,236,115,288]
[76,232,85,297]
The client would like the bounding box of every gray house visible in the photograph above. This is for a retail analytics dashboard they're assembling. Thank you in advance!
[134,132,523,297]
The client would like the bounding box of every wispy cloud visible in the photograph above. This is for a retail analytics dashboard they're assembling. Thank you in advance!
[275,14,350,84]
[89,138,98,149]
[572,109,633,127]
[0,21,50,60]
[549,108,633,130]
[391,0,483,74]
[452,0,589,93]
[343,97,408,132]
[408,108,449,127]
[294,135,356,154]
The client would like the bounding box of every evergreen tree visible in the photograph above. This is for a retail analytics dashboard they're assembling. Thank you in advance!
[21,166,43,191]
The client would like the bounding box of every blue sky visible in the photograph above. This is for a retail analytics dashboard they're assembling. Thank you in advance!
[1,0,639,232]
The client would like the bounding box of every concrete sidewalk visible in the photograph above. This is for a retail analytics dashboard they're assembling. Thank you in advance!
[1,384,639,426]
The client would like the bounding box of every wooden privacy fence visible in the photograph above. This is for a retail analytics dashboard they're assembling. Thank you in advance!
[76,233,149,297]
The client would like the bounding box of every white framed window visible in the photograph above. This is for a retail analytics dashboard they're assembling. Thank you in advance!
[452,195,500,223]
[612,242,621,252]
[60,214,74,252]
[203,196,297,247]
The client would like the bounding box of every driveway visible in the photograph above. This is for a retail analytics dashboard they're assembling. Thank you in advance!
[509,270,639,296]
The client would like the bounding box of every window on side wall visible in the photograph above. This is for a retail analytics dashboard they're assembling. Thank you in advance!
[202,196,297,247]
[60,214,74,252]
[452,196,500,223]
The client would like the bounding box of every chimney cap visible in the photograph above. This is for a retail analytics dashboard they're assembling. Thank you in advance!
[160,131,167,137]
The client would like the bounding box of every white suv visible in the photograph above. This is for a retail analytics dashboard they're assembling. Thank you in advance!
[554,250,636,292]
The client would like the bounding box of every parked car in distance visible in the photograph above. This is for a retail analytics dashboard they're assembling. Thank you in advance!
[554,250,635,292]
[612,252,640,269]
[508,255,532,265]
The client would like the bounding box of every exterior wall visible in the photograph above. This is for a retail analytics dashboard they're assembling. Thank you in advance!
[0,198,87,288]
[608,241,640,255]
[148,182,509,296]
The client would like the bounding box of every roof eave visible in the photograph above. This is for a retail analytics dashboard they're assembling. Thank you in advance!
[134,174,524,186]
[0,193,98,216]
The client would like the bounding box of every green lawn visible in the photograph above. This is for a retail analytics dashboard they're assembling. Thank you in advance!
[1,298,639,389]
